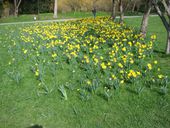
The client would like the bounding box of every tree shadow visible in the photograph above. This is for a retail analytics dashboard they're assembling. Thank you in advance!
[97,93,109,101]
[153,50,170,58]
[27,124,43,128]
[153,50,165,55]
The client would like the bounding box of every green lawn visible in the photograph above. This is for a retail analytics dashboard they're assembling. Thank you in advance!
[0,16,170,128]
[0,11,110,23]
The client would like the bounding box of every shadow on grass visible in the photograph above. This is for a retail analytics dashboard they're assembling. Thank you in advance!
[97,93,109,101]
[27,124,43,128]
[153,50,165,55]
[154,50,170,57]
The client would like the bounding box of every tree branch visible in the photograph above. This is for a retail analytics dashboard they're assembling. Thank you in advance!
[153,1,170,31]
[17,0,22,8]
[161,0,170,17]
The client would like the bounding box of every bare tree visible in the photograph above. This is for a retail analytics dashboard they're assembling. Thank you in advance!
[111,0,116,20]
[54,0,57,18]
[14,0,22,16]
[132,0,137,12]
[152,0,170,54]
[65,0,81,13]
[119,0,124,24]
[2,0,10,17]
[140,0,152,37]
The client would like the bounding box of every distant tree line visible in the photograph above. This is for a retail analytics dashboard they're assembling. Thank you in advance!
[0,0,160,18]
[0,0,169,54]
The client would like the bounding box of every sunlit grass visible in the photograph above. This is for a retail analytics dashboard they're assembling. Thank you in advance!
[0,16,169,128]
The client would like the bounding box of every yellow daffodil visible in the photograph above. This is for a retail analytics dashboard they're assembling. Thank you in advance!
[122,47,126,52]
[111,74,116,80]
[35,69,39,76]
[118,63,123,68]
[158,74,164,79]
[154,60,158,64]
[101,62,107,70]
[151,34,156,40]
[147,63,152,70]
[87,80,91,85]
[120,80,124,84]
[52,53,57,58]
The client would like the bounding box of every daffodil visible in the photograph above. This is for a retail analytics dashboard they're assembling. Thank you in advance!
[87,80,92,85]
[111,74,116,80]
[101,62,107,70]
[154,60,158,64]
[122,47,126,52]
[158,74,164,79]
[128,41,132,46]
[147,63,152,70]
[151,34,156,40]
[94,58,99,64]
[52,53,57,58]
[118,63,123,68]
[35,69,39,76]
[120,80,124,84]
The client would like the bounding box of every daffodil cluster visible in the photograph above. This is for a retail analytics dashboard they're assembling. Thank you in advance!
[17,17,168,93]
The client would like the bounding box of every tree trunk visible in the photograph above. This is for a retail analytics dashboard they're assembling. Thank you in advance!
[14,0,22,17]
[166,0,170,54]
[140,0,152,37]
[37,0,40,19]
[111,0,116,20]
[153,0,170,54]
[167,31,170,54]
[125,2,130,12]
[53,0,57,18]
[14,7,18,17]
[154,4,170,31]
[74,7,77,15]
[132,1,136,13]
[2,0,10,17]
[119,0,124,24]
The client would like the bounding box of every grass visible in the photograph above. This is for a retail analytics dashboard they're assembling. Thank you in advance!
[0,11,110,23]
[124,17,170,76]
[0,16,170,128]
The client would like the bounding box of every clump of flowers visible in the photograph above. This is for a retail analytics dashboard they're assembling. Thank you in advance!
[10,17,168,98]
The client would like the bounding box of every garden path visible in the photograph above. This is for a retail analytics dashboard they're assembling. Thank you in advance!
[0,15,157,26]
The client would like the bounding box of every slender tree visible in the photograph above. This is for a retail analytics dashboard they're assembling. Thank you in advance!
[152,0,170,54]
[14,0,22,16]
[140,0,152,37]
[54,0,57,18]
[119,0,124,24]
[132,0,137,12]
[111,0,116,20]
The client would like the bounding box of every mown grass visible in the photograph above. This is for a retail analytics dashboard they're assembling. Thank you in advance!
[125,16,170,76]
[0,16,170,128]
[0,11,110,23]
